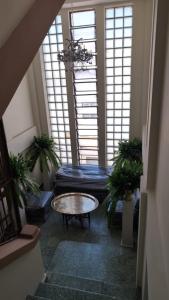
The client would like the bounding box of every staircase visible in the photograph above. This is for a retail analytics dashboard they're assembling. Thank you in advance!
[27,241,137,300]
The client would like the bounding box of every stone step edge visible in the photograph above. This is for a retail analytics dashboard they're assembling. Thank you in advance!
[46,270,132,289]
[36,282,116,300]
[46,271,112,285]
[27,295,51,300]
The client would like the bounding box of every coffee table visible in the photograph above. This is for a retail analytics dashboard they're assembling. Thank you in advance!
[51,192,99,229]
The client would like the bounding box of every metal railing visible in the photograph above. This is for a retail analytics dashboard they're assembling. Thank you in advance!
[0,120,21,245]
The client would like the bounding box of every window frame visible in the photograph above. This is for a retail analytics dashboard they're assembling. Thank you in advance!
[40,2,136,167]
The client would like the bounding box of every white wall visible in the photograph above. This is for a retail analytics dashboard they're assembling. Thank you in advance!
[139,0,169,299]
[3,73,38,155]
[145,17,169,298]
[2,70,42,185]
[0,242,44,300]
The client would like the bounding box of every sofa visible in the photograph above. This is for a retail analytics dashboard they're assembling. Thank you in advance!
[54,164,112,202]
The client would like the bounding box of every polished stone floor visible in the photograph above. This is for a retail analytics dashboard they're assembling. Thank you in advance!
[37,205,138,299]
[39,205,136,274]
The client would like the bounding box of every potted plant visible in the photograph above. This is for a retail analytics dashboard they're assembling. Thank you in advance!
[105,138,143,247]
[26,134,61,189]
[108,159,142,247]
[9,153,39,208]
[113,138,142,166]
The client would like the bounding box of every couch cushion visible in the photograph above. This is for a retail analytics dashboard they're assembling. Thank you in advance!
[55,165,112,191]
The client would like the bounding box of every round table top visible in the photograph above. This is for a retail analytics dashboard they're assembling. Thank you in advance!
[51,192,99,215]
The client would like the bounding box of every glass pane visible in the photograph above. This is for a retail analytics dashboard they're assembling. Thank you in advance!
[115,39,123,48]
[124,28,132,37]
[107,68,114,76]
[75,69,96,80]
[107,77,113,84]
[106,19,114,29]
[106,59,114,67]
[75,82,96,91]
[106,9,114,19]
[124,17,132,27]
[43,45,50,53]
[71,11,95,27]
[115,18,123,28]
[72,27,95,40]
[124,48,132,57]
[124,7,132,17]
[123,57,131,66]
[106,39,114,48]
[56,15,61,24]
[106,49,113,58]
[115,76,122,84]
[51,44,58,52]
[115,8,123,18]
[106,30,114,39]
[115,29,123,38]
[50,35,57,43]
[124,38,132,47]
[115,48,123,57]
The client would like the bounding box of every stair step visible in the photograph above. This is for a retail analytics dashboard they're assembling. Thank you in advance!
[36,282,118,300]
[48,241,136,285]
[46,271,135,297]
[27,296,51,300]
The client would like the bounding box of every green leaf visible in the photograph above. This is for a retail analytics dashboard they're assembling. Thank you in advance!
[9,153,40,208]
[25,134,61,174]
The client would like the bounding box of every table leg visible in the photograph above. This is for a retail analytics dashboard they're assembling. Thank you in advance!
[79,216,83,229]
[88,213,91,228]
[65,215,69,230]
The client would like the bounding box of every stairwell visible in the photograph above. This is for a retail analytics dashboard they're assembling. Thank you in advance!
[26,207,137,300]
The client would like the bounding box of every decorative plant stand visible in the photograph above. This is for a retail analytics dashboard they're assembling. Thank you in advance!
[121,196,134,248]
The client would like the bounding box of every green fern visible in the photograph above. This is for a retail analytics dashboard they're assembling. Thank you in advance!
[9,153,39,208]
[112,138,142,166]
[26,134,61,173]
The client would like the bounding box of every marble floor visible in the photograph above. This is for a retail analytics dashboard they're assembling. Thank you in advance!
[38,205,138,299]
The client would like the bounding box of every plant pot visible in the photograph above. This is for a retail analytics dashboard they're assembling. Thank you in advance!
[121,193,134,248]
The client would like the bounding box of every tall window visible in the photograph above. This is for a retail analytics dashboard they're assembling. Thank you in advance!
[42,16,72,164]
[105,6,132,164]
[42,5,133,166]
[70,10,98,165]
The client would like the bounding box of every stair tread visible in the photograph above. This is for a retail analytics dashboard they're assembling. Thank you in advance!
[46,271,135,297]
[36,282,136,300]
[27,296,51,300]
[36,282,118,300]
[48,241,136,285]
